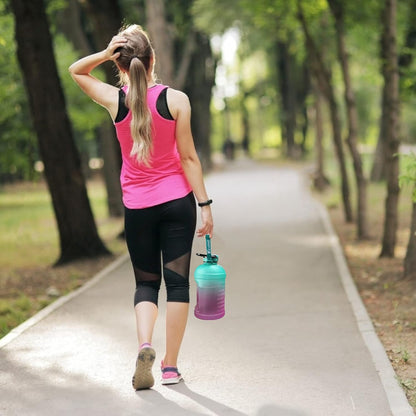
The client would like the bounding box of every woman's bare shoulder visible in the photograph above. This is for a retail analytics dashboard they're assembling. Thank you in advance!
[166,88,190,118]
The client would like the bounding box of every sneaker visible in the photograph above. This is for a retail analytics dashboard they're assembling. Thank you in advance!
[132,346,156,390]
[161,360,183,385]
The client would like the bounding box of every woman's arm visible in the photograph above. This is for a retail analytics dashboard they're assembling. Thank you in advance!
[68,36,127,120]
[170,89,214,238]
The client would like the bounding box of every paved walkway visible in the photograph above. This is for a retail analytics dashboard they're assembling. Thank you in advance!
[0,159,413,416]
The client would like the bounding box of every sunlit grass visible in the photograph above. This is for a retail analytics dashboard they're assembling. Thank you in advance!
[0,295,52,338]
[0,180,125,269]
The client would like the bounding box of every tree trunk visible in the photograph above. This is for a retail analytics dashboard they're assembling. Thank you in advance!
[297,1,353,222]
[145,0,196,91]
[10,0,110,265]
[404,200,416,279]
[380,0,400,258]
[398,0,416,92]
[55,0,90,56]
[328,0,369,239]
[371,10,390,183]
[241,91,251,156]
[81,0,124,218]
[185,32,216,170]
[370,119,387,182]
[401,0,416,279]
[276,41,297,158]
[298,63,310,156]
[145,0,175,87]
[312,84,330,191]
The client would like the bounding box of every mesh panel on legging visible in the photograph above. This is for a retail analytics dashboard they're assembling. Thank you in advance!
[163,252,192,303]
[132,266,161,306]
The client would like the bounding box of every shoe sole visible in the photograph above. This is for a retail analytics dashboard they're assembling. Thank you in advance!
[132,347,156,390]
[161,375,183,385]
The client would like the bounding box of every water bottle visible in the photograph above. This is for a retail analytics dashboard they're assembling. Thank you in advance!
[194,235,226,320]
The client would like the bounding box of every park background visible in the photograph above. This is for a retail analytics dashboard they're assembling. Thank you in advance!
[1,0,416,411]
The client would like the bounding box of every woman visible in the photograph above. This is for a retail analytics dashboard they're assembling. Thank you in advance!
[69,24,213,390]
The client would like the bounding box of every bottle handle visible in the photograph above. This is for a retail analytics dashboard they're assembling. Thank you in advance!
[196,235,218,263]
[205,234,212,261]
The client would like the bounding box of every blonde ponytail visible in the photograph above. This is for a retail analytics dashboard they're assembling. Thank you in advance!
[127,57,152,166]
[115,25,155,166]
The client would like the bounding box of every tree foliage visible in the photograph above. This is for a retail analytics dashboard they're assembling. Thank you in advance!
[0,0,107,184]
[0,3,37,182]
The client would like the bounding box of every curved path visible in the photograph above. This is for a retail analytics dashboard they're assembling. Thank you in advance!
[0,159,413,416]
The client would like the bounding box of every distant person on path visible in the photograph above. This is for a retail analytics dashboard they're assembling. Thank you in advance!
[69,24,213,390]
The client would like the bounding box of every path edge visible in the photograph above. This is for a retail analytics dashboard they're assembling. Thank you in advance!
[0,252,129,350]
[316,201,414,416]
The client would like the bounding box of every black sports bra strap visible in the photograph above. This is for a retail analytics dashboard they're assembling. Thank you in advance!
[115,89,129,122]
[115,86,174,123]
[156,87,174,120]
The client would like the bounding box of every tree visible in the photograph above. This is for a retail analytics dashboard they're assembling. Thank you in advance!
[311,82,329,191]
[0,4,37,183]
[10,0,110,264]
[275,39,301,158]
[397,0,416,277]
[404,201,416,278]
[145,0,175,87]
[193,0,311,159]
[297,1,353,223]
[327,0,369,239]
[146,0,215,169]
[146,0,198,92]
[399,155,416,279]
[80,0,124,218]
[185,31,216,168]
[379,0,400,258]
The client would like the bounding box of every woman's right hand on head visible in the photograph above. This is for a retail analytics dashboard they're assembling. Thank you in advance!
[105,36,127,61]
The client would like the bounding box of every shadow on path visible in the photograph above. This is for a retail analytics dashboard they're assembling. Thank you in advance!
[167,382,248,415]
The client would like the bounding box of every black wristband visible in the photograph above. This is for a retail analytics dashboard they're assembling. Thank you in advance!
[198,199,213,207]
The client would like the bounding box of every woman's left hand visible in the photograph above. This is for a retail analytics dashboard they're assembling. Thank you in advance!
[197,206,213,238]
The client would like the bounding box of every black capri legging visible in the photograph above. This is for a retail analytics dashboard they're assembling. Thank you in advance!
[124,192,196,306]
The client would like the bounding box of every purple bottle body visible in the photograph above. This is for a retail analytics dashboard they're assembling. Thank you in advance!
[194,263,226,320]
[194,235,226,320]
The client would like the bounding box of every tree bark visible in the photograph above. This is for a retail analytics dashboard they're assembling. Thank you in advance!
[145,0,196,91]
[55,0,90,56]
[328,0,369,239]
[298,63,310,156]
[380,0,400,258]
[297,1,353,223]
[81,0,124,218]
[145,0,175,86]
[276,41,297,158]
[185,32,216,170]
[10,0,110,264]
[370,118,387,182]
[371,12,390,183]
[241,91,251,156]
[312,84,330,191]
[404,200,416,279]
[402,0,416,279]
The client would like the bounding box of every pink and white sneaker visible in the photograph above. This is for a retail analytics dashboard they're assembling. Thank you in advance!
[161,361,183,385]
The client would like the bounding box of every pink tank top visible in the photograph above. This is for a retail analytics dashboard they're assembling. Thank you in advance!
[114,84,192,209]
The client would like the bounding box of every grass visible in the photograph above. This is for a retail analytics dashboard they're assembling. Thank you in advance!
[0,179,126,338]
